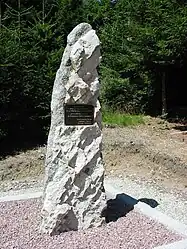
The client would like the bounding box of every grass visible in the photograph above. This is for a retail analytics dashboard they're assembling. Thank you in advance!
[102,110,145,127]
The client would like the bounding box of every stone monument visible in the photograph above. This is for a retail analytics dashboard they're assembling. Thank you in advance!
[40,23,106,235]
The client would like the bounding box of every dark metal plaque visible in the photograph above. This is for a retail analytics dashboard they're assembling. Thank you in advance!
[64,104,94,126]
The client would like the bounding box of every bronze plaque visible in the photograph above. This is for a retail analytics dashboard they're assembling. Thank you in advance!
[64,104,94,126]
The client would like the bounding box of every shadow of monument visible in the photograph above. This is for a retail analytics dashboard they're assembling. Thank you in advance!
[101,193,159,223]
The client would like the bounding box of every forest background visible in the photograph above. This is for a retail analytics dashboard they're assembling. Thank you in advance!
[1,0,187,153]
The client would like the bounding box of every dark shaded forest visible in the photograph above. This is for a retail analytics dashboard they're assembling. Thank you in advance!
[0,0,187,154]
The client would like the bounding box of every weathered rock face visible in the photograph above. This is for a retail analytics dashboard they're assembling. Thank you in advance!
[40,23,106,235]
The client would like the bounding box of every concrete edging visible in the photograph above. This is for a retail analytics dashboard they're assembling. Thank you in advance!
[104,182,187,237]
[153,239,187,249]
[0,182,187,249]
[0,191,43,202]
[104,182,187,249]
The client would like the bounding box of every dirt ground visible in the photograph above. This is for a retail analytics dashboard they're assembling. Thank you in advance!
[0,117,186,192]
[104,118,187,191]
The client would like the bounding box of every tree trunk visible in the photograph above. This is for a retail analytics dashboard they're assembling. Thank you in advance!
[0,2,1,30]
[161,71,167,117]
[42,0,45,24]
[18,0,21,41]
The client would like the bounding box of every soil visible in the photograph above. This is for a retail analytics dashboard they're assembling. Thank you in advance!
[104,117,187,191]
[0,116,187,192]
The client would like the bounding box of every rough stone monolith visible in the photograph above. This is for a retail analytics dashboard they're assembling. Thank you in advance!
[40,23,106,235]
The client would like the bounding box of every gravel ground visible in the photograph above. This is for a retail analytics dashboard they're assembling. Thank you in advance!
[105,177,187,225]
[0,121,187,248]
[0,174,187,226]
[0,198,184,249]
[0,177,44,195]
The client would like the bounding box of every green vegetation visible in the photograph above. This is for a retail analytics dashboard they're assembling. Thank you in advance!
[0,0,187,152]
[103,110,145,126]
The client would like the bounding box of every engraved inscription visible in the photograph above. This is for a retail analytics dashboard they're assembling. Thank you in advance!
[64,104,94,125]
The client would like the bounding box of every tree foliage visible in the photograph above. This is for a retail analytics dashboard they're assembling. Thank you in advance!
[97,0,187,113]
[0,0,83,152]
[1,0,187,152]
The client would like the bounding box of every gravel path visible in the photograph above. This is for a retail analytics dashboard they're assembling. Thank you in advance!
[105,177,187,225]
[0,198,184,249]
[0,175,187,225]
[0,176,44,193]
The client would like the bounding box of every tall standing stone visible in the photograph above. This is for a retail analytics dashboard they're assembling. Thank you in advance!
[40,23,106,235]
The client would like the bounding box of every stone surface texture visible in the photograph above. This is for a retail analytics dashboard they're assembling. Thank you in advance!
[40,23,106,235]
